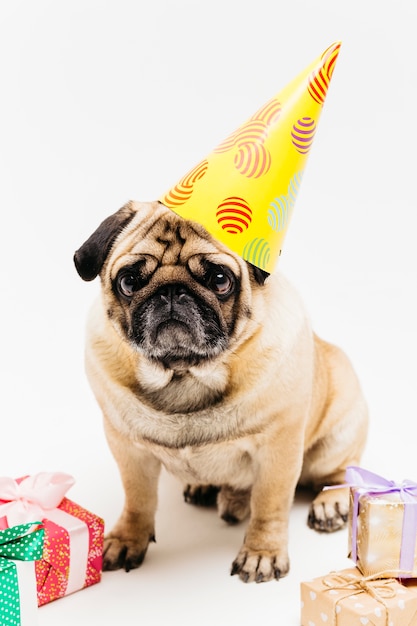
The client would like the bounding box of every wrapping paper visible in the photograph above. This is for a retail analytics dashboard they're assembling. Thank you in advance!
[345,467,417,578]
[0,474,104,606]
[300,567,417,626]
[35,496,104,605]
[0,523,44,626]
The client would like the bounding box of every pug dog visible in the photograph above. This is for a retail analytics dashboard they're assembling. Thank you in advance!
[74,200,368,583]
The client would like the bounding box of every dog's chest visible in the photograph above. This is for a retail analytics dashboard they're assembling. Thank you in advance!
[146,439,256,488]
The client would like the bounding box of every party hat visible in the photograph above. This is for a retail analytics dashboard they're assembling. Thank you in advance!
[159,42,341,273]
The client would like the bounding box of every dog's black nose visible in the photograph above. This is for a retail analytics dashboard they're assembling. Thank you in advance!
[157,284,189,305]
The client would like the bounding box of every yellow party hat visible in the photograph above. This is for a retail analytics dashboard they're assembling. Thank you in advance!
[159,42,341,272]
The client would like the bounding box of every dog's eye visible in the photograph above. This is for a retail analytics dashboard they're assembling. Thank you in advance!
[207,268,235,298]
[117,273,141,298]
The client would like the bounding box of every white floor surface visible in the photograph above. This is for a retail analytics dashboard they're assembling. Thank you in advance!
[1,1,416,624]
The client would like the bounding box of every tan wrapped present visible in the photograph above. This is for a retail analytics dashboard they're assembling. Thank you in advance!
[300,567,417,625]
[345,466,417,578]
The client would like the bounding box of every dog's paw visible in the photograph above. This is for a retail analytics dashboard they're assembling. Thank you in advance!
[307,487,349,532]
[217,486,251,524]
[183,484,219,506]
[103,532,156,572]
[230,546,289,583]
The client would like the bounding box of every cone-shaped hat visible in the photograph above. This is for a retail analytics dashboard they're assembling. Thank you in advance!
[159,42,341,272]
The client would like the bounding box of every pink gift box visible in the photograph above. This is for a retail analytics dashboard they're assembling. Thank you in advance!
[0,473,104,606]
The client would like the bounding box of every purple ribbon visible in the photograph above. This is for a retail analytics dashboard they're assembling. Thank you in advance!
[345,466,417,573]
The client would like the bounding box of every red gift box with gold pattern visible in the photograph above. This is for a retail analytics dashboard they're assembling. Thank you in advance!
[0,473,104,605]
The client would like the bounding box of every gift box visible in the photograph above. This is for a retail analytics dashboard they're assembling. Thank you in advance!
[0,522,44,625]
[301,567,417,625]
[345,466,417,578]
[0,473,104,606]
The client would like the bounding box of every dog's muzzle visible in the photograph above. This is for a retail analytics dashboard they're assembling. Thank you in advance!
[130,283,229,368]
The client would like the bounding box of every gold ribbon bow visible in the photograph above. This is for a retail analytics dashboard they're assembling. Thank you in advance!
[322,571,398,626]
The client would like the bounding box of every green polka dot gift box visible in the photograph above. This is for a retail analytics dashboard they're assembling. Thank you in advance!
[0,522,44,626]
[0,473,104,607]
[300,567,417,625]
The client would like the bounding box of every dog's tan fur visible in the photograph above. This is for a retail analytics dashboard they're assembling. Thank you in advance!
[74,200,368,583]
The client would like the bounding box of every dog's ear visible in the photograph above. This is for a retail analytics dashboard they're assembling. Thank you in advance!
[247,262,270,286]
[74,203,136,281]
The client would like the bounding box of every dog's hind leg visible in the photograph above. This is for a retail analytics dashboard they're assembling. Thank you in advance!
[183,484,251,524]
[217,485,251,524]
[183,484,219,506]
[308,488,349,532]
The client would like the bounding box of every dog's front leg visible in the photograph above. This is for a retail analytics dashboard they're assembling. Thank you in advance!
[102,415,161,572]
[231,429,303,583]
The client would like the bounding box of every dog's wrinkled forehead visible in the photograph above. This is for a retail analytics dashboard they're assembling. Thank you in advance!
[109,210,242,279]
[146,215,199,265]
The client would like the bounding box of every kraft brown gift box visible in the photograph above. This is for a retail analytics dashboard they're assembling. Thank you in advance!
[300,567,417,626]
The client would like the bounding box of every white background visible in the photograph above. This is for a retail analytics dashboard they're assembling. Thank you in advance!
[1,1,416,624]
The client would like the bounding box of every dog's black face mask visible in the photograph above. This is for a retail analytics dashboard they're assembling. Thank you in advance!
[74,203,269,371]
[113,258,239,369]
[130,284,228,368]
